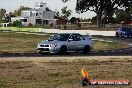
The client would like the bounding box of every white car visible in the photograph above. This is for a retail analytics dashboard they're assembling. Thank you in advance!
[37,33,93,55]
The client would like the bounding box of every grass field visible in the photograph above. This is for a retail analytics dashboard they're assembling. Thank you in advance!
[0,57,132,88]
[0,32,129,53]
[0,32,49,53]
[93,40,128,51]
[0,27,39,32]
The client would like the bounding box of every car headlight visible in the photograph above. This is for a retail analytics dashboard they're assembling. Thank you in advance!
[50,44,57,47]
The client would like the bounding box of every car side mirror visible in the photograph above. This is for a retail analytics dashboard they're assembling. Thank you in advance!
[89,35,92,40]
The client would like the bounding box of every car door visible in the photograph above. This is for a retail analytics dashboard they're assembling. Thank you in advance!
[74,34,86,50]
[67,34,78,51]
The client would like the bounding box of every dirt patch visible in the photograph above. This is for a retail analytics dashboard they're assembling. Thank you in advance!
[0,57,132,88]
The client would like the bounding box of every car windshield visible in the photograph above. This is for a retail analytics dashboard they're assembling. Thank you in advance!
[49,34,70,41]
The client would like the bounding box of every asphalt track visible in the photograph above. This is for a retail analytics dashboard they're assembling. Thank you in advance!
[0,36,132,57]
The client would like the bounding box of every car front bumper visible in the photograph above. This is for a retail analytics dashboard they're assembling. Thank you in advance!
[37,47,60,54]
[123,33,132,38]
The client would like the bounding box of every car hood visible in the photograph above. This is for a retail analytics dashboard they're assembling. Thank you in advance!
[39,40,60,45]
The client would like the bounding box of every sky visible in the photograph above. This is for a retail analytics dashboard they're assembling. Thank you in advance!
[0,0,96,19]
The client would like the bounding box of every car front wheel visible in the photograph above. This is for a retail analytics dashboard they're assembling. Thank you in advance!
[59,45,67,54]
[83,45,90,54]
[38,51,46,55]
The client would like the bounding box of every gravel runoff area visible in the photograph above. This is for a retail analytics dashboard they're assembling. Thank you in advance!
[0,56,132,88]
[0,56,132,62]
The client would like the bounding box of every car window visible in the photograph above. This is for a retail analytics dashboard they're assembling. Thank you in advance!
[49,34,70,41]
[70,34,79,41]
[77,34,85,40]
[70,34,85,41]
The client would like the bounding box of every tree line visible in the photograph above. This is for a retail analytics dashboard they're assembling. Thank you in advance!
[0,0,132,28]
[62,0,132,28]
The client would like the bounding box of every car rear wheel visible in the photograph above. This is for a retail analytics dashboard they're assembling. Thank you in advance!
[59,45,67,54]
[116,32,119,38]
[83,45,90,54]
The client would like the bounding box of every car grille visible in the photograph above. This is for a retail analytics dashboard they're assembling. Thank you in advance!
[40,45,49,47]
[38,48,49,51]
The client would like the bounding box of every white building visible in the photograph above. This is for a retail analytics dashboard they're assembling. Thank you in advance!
[11,2,54,26]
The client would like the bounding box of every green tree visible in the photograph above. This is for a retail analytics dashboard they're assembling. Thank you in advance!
[2,14,11,22]
[63,0,132,28]
[0,8,6,23]
[9,12,16,17]
[54,7,72,20]
[54,9,60,17]
[115,8,132,23]
[61,6,72,19]
[12,20,22,27]
[62,0,70,3]
[46,7,51,11]
[13,6,30,16]
[105,16,116,24]
[91,16,97,25]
